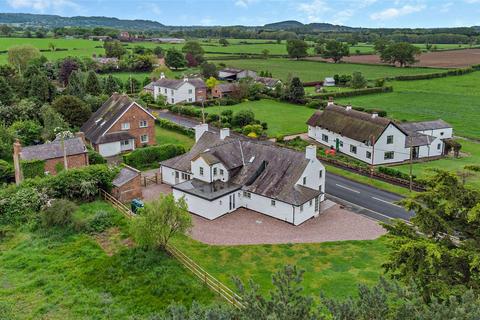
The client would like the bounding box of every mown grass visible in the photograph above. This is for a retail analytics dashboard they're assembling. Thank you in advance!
[155,125,195,149]
[207,99,315,136]
[173,235,389,299]
[336,72,480,140]
[0,201,215,319]
[213,58,444,82]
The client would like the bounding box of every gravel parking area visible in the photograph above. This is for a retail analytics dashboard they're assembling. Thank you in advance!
[189,202,385,245]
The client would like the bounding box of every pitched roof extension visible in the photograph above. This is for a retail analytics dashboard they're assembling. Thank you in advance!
[20,137,87,161]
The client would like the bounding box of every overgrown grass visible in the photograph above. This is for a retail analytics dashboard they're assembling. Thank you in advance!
[173,235,389,299]
[0,201,215,319]
[155,125,195,149]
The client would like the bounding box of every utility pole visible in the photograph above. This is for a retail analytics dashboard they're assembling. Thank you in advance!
[370,135,375,177]
[409,135,413,192]
[201,99,205,124]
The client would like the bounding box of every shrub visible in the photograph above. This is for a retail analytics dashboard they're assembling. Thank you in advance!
[156,118,194,138]
[0,160,14,184]
[41,198,77,228]
[465,165,480,172]
[306,100,325,109]
[377,166,414,181]
[232,110,255,127]
[85,210,115,233]
[0,185,47,225]
[206,113,220,123]
[87,146,107,164]
[123,144,186,170]
[242,124,263,136]
[21,159,45,179]
[310,86,393,100]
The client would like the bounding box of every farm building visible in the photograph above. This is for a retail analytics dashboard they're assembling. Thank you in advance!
[160,124,325,225]
[324,77,335,86]
[112,165,142,203]
[256,77,282,89]
[218,68,257,81]
[307,102,453,165]
[150,74,207,104]
[211,83,237,98]
[81,93,156,157]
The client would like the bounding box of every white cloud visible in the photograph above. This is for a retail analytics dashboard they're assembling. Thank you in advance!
[440,2,453,12]
[297,0,331,23]
[234,0,257,8]
[7,0,82,14]
[332,9,354,25]
[200,17,214,25]
[370,4,426,21]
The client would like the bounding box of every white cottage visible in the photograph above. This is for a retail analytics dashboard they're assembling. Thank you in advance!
[151,74,207,104]
[307,102,453,165]
[160,125,326,225]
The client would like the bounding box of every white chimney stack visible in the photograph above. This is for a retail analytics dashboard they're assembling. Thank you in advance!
[183,76,188,82]
[327,96,334,106]
[305,145,317,161]
[194,123,209,142]
[371,112,378,119]
[346,105,352,111]
[220,128,230,140]
[160,72,165,79]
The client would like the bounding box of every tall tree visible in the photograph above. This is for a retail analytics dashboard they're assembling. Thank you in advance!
[66,71,85,98]
[384,170,480,301]
[58,57,81,86]
[322,40,350,63]
[285,77,305,102]
[165,48,187,69]
[200,62,218,78]
[131,194,192,250]
[8,120,43,146]
[182,41,204,58]
[39,105,68,141]
[7,45,41,75]
[52,95,91,128]
[0,76,14,105]
[380,42,421,67]
[103,75,120,95]
[350,72,367,89]
[103,40,126,59]
[85,70,102,96]
[286,39,309,59]
[29,73,55,103]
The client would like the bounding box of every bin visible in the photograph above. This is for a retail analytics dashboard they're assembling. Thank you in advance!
[131,199,144,214]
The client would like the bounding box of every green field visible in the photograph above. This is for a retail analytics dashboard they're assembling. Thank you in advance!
[0,201,215,319]
[336,72,480,140]
[207,99,315,136]
[213,58,444,82]
[155,125,195,149]
[173,235,389,299]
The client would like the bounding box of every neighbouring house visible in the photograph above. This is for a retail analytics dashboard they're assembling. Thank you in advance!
[150,74,207,104]
[255,77,282,89]
[143,82,154,94]
[93,56,119,65]
[12,133,89,184]
[112,165,142,202]
[88,35,112,41]
[160,124,326,225]
[81,93,156,157]
[324,77,335,87]
[218,68,257,81]
[150,37,185,44]
[307,101,453,165]
[211,83,237,98]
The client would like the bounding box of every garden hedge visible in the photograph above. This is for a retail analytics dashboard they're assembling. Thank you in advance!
[20,159,45,179]
[123,144,186,170]
[392,65,480,81]
[156,118,194,138]
[310,86,393,99]
[377,166,415,181]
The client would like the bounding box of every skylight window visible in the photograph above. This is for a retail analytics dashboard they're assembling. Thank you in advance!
[95,118,102,124]
[249,156,255,163]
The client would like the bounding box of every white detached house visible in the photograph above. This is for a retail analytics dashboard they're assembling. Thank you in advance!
[160,125,326,225]
[151,73,207,104]
[307,102,453,165]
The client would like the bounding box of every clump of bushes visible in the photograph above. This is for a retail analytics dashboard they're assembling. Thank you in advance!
[123,144,186,170]
[378,166,414,181]
[87,146,107,165]
[21,159,46,179]
[156,118,194,138]
[0,160,14,184]
[41,198,77,228]
[465,164,480,172]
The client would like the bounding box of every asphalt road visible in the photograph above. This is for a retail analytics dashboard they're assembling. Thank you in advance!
[157,110,413,223]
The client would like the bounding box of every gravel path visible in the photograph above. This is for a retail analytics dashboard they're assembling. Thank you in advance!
[189,204,385,245]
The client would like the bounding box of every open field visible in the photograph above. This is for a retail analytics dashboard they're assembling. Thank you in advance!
[213,58,444,81]
[321,48,480,68]
[155,125,195,149]
[395,138,480,189]
[336,72,480,140]
[0,201,215,319]
[173,235,389,299]
[207,99,315,136]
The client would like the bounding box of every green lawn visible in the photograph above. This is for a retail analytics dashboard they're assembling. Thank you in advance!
[395,138,480,190]
[213,58,444,82]
[155,125,195,149]
[173,235,389,299]
[336,72,480,140]
[207,99,315,136]
[0,201,215,319]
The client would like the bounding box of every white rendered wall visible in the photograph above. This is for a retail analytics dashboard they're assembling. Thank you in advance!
[191,157,211,182]
[98,141,121,157]
[161,166,191,185]
[154,82,196,104]
[173,189,234,220]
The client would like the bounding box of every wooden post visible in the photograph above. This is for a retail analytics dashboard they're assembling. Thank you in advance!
[370,135,375,177]
[409,136,413,192]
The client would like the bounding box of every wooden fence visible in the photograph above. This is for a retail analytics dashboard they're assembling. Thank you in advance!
[99,189,244,309]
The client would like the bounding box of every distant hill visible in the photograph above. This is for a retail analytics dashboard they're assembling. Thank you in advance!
[264,20,356,32]
[264,20,305,29]
[0,13,165,30]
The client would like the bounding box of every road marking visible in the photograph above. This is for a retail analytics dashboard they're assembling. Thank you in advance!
[335,184,360,193]
[371,196,403,208]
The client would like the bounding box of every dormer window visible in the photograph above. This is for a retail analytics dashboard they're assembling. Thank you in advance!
[121,122,130,130]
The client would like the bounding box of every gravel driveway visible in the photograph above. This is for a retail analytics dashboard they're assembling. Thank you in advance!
[189,203,386,245]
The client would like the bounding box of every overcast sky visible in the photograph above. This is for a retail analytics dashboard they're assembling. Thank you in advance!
[1,0,480,28]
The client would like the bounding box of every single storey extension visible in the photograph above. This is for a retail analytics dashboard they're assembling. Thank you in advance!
[307,102,453,165]
[160,124,326,225]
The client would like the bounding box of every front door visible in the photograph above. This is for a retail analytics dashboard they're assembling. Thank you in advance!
[412,146,420,160]
[229,194,236,211]
[175,171,179,184]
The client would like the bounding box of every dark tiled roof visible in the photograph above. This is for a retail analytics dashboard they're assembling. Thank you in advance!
[80,93,154,144]
[153,77,206,89]
[397,120,451,132]
[256,77,280,87]
[219,68,244,74]
[173,179,242,201]
[97,132,135,144]
[215,83,237,92]
[113,165,140,187]
[20,137,87,161]
[307,105,394,143]
[404,132,436,147]
[162,132,321,205]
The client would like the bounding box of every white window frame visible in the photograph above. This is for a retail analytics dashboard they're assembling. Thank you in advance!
[199,167,204,176]
[384,151,394,160]
[139,120,148,128]
[121,122,130,130]
[366,151,372,159]
[140,134,148,143]
[271,200,276,207]
[350,145,357,154]
[322,134,328,143]
[120,140,130,146]
[386,135,394,144]
[243,191,251,199]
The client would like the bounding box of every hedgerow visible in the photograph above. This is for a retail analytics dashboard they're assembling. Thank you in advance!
[123,144,186,170]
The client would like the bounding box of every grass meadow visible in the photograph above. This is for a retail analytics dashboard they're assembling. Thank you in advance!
[0,201,215,319]
[155,125,195,149]
[213,58,444,82]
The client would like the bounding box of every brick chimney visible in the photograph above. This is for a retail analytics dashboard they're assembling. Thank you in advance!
[75,131,86,144]
[327,97,334,106]
[13,139,22,185]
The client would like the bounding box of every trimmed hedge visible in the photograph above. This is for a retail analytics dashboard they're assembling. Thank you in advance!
[377,166,415,181]
[392,65,480,81]
[465,164,480,172]
[167,104,206,118]
[123,144,186,170]
[156,118,194,138]
[310,86,393,99]
[21,159,45,179]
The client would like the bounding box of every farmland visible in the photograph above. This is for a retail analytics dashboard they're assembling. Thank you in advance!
[336,71,480,140]
[207,99,315,136]
[213,58,444,81]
